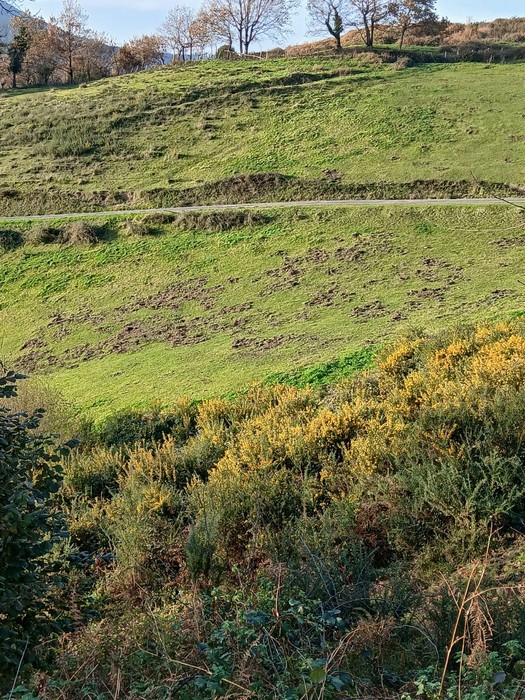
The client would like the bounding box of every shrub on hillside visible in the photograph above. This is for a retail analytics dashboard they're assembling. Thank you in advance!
[27,223,62,244]
[185,322,525,565]
[141,212,177,225]
[0,371,74,689]
[27,221,104,246]
[392,56,411,70]
[0,228,23,252]
[0,378,76,437]
[122,219,154,237]
[84,401,198,448]
[174,210,268,232]
[354,51,384,67]
[22,321,525,698]
[62,221,103,245]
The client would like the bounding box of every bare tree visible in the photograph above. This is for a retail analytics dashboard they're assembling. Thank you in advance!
[190,10,215,57]
[307,0,345,50]
[390,0,437,48]
[116,34,165,73]
[76,31,115,80]
[197,2,234,51]
[202,0,297,54]
[160,5,196,61]
[13,14,59,85]
[348,0,392,48]
[50,0,89,83]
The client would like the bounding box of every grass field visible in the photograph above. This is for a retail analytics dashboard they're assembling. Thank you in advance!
[1,204,524,415]
[0,58,524,215]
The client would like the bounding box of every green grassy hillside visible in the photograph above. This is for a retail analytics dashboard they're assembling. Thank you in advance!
[0,58,524,215]
[1,204,524,415]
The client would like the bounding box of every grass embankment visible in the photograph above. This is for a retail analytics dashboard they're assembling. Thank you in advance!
[0,59,524,215]
[1,204,524,415]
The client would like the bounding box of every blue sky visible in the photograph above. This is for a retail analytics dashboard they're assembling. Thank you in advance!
[23,0,525,46]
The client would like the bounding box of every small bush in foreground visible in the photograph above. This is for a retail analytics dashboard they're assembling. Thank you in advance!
[0,371,74,690]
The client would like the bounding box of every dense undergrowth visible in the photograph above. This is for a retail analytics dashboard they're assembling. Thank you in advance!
[3,320,525,698]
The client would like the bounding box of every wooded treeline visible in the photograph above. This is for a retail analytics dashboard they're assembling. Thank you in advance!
[0,0,524,87]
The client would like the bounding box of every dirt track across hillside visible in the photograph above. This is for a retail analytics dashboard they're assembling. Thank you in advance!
[1,198,525,222]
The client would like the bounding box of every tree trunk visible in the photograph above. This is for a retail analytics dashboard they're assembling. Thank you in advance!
[364,18,372,47]
[335,34,341,50]
[399,26,407,49]
[12,72,16,89]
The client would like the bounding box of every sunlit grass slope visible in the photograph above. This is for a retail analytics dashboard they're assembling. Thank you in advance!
[0,59,524,215]
[1,204,524,415]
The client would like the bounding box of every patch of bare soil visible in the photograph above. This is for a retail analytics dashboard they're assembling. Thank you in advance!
[408,287,447,302]
[16,286,260,372]
[17,348,58,373]
[120,277,224,313]
[414,257,463,284]
[48,308,105,338]
[493,236,525,249]
[258,237,399,298]
[476,289,516,306]
[56,319,209,369]
[20,337,46,351]
[232,334,299,355]
[351,300,390,321]
[259,263,304,296]
[305,288,356,309]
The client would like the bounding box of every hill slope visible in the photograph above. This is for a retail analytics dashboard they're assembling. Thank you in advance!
[0,59,524,215]
[1,204,524,415]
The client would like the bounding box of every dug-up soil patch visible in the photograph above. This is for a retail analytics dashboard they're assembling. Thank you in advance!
[493,236,525,249]
[120,277,224,314]
[232,334,300,355]
[351,300,390,321]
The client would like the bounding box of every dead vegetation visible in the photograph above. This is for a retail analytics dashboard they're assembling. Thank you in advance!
[27,221,106,246]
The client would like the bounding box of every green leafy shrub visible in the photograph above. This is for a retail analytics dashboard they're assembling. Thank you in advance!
[0,371,74,689]
[63,445,124,499]
[0,378,76,437]
[83,401,197,448]
[16,321,525,698]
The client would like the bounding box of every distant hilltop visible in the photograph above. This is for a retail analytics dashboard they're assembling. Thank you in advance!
[0,2,23,42]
